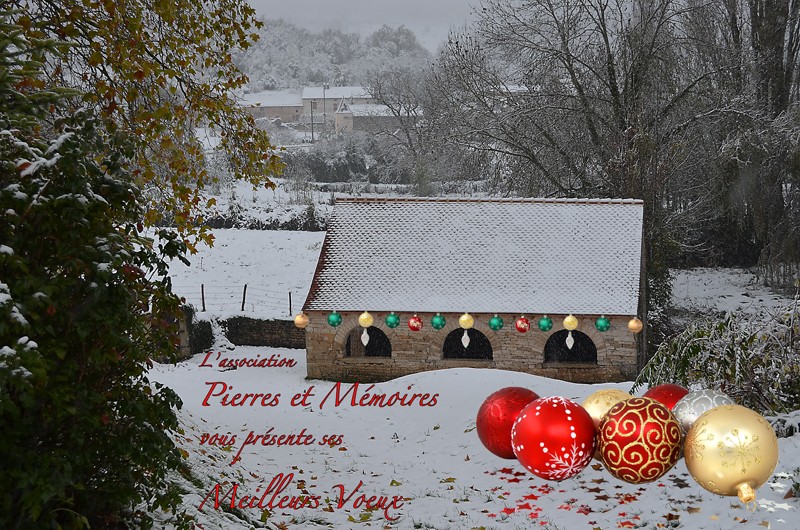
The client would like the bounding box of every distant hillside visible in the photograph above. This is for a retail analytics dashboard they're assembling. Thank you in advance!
[236,20,431,91]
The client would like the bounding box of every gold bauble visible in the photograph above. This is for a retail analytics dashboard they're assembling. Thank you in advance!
[582,389,632,429]
[293,313,309,329]
[627,317,643,333]
[459,313,474,329]
[358,311,374,328]
[684,404,778,505]
[563,314,579,330]
[583,389,632,459]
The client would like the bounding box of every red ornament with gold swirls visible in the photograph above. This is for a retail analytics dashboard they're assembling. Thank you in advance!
[598,397,682,484]
[643,383,689,410]
[476,387,540,459]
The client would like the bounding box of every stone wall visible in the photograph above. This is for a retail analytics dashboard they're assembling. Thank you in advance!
[305,311,639,383]
[221,316,306,349]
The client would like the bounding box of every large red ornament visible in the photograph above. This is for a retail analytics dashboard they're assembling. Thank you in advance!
[515,316,530,333]
[643,384,689,410]
[511,396,596,480]
[598,397,682,484]
[476,387,539,459]
[408,314,423,331]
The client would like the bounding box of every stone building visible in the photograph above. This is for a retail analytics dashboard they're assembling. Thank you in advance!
[302,197,646,384]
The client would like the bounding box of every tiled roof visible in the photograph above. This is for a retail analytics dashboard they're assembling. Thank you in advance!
[302,86,370,100]
[303,197,644,315]
[240,89,303,107]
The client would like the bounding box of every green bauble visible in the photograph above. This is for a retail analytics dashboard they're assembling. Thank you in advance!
[327,311,342,327]
[431,313,446,330]
[385,312,400,329]
[488,314,504,331]
[537,316,553,332]
[595,316,611,332]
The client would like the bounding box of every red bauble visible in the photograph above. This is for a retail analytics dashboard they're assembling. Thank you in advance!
[511,396,596,480]
[476,387,540,459]
[643,384,689,410]
[515,316,530,333]
[408,315,423,331]
[598,397,682,484]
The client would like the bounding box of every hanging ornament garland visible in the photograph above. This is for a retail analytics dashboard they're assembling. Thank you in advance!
[431,313,446,330]
[385,312,400,329]
[595,315,610,332]
[515,315,530,333]
[358,311,373,346]
[408,314,423,331]
[563,314,579,349]
[327,311,342,327]
[459,312,474,348]
[537,315,553,332]
[488,314,504,331]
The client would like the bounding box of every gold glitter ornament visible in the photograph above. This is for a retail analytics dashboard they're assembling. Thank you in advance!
[358,311,374,328]
[684,404,778,506]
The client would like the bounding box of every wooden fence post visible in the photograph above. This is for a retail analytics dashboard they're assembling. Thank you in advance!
[241,284,247,312]
[201,284,206,312]
[288,291,292,316]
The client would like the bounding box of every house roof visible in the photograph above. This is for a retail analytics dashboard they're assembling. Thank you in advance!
[302,86,370,100]
[303,197,644,316]
[239,89,303,107]
[336,103,395,117]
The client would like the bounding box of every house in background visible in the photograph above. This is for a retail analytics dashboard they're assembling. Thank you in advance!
[301,197,646,384]
[302,86,373,124]
[335,102,402,134]
[240,89,303,123]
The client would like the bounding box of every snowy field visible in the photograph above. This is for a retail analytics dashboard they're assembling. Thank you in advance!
[151,350,799,529]
[155,229,799,529]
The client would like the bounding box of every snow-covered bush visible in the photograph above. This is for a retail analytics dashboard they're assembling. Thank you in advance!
[633,302,800,415]
[0,15,188,529]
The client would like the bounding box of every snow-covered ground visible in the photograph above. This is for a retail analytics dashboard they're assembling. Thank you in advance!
[169,229,324,319]
[155,229,799,529]
[151,350,799,529]
[671,268,792,315]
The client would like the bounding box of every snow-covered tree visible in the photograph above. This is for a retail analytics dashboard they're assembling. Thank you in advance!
[0,12,188,529]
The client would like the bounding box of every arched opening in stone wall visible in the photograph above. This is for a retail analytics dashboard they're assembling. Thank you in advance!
[442,328,493,360]
[543,330,597,363]
[345,326,392,357]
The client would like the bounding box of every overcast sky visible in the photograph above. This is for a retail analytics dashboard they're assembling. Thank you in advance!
[248,0,478,52]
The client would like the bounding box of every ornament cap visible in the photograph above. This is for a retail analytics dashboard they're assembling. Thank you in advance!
[737,482,755,504]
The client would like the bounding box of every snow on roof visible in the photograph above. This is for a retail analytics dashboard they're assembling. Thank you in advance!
[240,89,303,107]
[337,104,395,117]
[302,86,371,100]
[304,197,644,315]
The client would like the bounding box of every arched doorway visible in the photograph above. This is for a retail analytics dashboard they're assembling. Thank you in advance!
[345,326,392,357]
[443,328,493,360]
[543,330,597,363]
